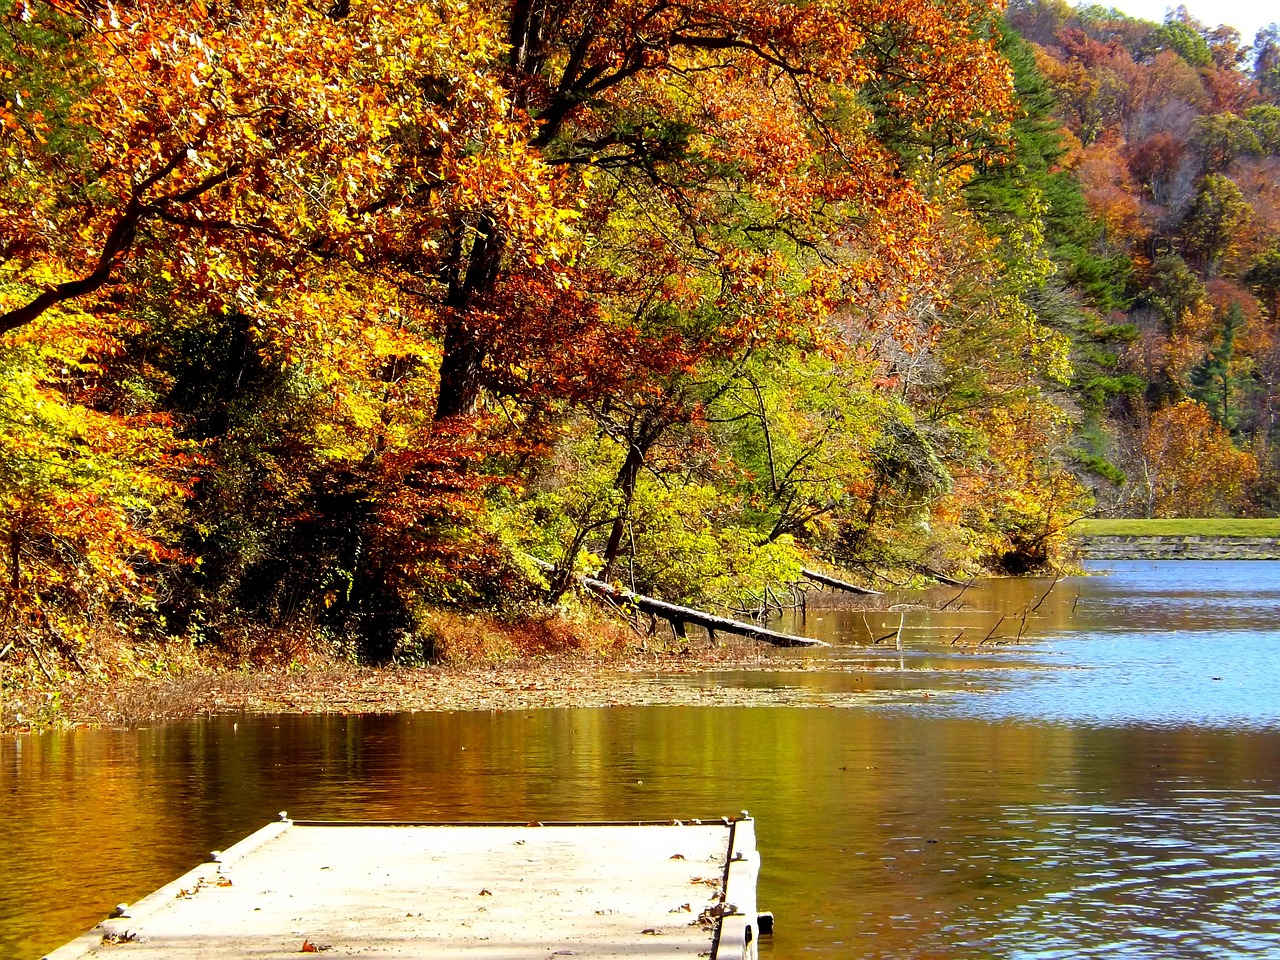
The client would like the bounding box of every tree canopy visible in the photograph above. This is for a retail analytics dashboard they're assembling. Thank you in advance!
[5,0,1198,676]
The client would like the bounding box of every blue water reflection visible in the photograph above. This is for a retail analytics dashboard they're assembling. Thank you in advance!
[943,561,1280,729]
[980,788,1280,959]
[942,629,1280,730]
[773,561,1280,729]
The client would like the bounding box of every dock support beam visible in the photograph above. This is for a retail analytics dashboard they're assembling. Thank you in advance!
[714,816,763,959]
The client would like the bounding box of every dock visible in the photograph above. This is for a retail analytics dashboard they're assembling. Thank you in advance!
[45,815,767,960]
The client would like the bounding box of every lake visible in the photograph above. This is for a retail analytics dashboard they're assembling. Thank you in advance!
[4,560,1280,959]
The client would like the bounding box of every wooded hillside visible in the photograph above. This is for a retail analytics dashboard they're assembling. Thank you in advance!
[1,0,1271,677]
[1005,0,1280,518]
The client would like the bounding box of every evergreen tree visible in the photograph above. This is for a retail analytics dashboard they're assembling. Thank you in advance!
[1190,302,1245,429]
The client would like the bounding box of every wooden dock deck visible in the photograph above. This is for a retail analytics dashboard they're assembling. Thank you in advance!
[45,815,765,960]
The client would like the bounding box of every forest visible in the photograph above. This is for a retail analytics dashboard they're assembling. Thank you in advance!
[1,0,1278,680]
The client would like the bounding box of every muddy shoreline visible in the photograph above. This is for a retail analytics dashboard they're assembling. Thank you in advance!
[0,646,828,731]
[1,641,1009,732]
[2,583,1031,732]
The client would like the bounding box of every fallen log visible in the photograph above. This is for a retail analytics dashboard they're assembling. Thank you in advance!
[801,568,882,596]
[526,557,827,647]
[915,565,968,588]
[577,575,827,647]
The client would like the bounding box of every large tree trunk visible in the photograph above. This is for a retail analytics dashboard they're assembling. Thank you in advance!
[434,219,505,420]
[432,2,553,421]
[434,320,489,420]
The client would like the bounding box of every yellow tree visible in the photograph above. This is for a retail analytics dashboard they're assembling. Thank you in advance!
[1,0,582,644]
[0,0,572,341]
[0,297,192,675]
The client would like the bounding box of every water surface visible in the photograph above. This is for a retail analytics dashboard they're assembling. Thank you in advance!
[4,561,1279,959]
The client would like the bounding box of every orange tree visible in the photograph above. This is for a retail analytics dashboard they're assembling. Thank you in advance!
[1,0,580,649]
[421,0,1019,419]
[457,0,1022,596]
[3,0,1017,369]
[1,0,1027,651]
[1137,400,1257,516]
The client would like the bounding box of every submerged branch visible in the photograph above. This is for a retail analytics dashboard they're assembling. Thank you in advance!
[530,558,825,648]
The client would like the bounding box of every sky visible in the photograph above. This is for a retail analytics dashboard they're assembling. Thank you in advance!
[1098,0,1275,43]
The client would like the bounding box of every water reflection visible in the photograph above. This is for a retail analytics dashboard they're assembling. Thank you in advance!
[4,561,1280,959]
[769,560,1280,729]
[782,559,1280,643]
[6,711,1280,959]
[992,789,1280,958]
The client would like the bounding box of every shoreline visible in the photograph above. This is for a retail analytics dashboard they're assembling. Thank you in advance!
[0,647,800,732]
[1073,535,1280,560]
[2,642,1021,733]
[1,575,1064,733]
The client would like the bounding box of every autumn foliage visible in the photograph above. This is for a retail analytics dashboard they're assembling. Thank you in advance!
[13,0,1242,678]
[1005,0,1280,519]
[1139,401,1258,516]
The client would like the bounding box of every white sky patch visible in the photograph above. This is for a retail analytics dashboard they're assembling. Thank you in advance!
[1088,0,1276,45]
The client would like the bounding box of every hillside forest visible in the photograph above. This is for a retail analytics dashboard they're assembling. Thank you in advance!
[2,0,1279,677]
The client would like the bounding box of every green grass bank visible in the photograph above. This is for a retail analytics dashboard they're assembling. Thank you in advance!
[1075,518,1280,538]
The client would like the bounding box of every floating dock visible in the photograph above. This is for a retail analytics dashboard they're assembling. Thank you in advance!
[46,815,766,960]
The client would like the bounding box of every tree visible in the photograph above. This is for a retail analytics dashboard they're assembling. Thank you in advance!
[1140,17,1212,69]
[1255,25,1280,101]
[1006,0,1074,47]
[0,0,1015,427]
[0,0,539,338]
[1189,300,1246,427]
[1205,25,1248,70]
[1248,105,1280,152]
[1245,243,1280,318]
[5,0,1132,670]
[1138,400,1256,515]
[1182,173,1254,276]
[0,296,191,672]
[1193,114,1262,171]
[417,0,1020,421]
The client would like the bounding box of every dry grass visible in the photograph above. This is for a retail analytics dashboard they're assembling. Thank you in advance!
[0,619,205,710]
[0,595,823,732]
[0,604,658,730]
[417,605,638,664]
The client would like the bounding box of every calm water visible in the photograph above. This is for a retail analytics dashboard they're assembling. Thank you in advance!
[4,561,1280,959]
